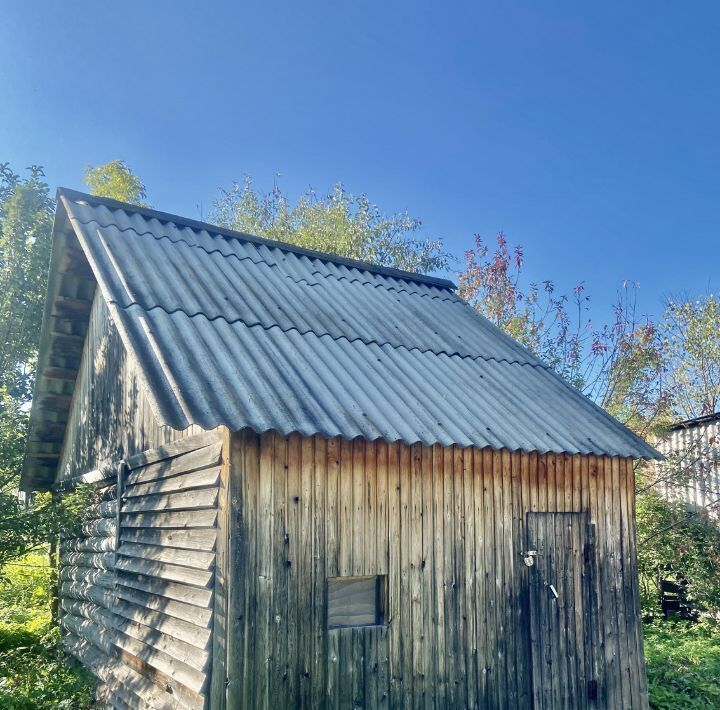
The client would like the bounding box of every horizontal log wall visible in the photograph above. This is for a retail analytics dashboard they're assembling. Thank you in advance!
[60,432,224,710]
[228,430,648,710]
[60,473,122,700]
[56,291,203,485]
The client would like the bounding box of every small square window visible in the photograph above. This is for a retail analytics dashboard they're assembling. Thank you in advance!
[327,575,386,628]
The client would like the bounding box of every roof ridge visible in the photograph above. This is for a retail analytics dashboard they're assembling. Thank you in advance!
[669,411,720,430]
[112,299,552,369]
[66,210,458,301]
[58,188,456,290]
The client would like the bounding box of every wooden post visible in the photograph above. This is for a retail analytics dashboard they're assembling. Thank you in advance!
[49,491,60,623]
[210,427,231,709]
[113,461,125,615]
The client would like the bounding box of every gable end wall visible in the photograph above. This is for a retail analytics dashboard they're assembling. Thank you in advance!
[57,291,203,483]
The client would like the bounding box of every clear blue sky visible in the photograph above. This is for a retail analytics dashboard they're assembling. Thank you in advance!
[1,1,719,324]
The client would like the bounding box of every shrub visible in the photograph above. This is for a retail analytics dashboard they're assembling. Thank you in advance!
[0,553,95,709]
[644,620,720,709]
[636,490,720,616]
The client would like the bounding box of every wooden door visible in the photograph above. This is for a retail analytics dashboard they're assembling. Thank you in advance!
[526,512,595,710]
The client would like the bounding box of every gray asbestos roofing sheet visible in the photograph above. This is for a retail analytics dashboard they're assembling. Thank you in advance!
[61,193,660,460]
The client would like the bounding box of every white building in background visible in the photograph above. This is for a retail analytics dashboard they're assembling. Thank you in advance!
[655,413,720,516]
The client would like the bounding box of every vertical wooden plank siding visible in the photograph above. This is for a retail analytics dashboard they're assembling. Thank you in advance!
[228,431,648,709]
[56,292,203,483]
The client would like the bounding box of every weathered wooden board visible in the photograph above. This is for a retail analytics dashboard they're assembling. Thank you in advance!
[116,542,215,569]
[61,598,211,669]
[61,535,116,552]
[54,465,117,492]
[125,440,223,486]
[111,630,208,693]
[121,487,218,513]
[61,598,114,625]
[116,571,214,609]
[115,556,214,588]
[115,646,208,710]
[119,527,217,551]
[125,431,223,470]
[123,466,221,498]
[327,575,382,627]
[82,499,118,518]
[61,613,115,655]
[115,586,213,628]
[80,517,116,537]
[64,632,203,710]
[60,566,115,589]
[209,428,231,710]
[117,618,210,671]
[59,551,115,569]
[121,509,218,529]
[111,597,213,649]
[60,581,116,606]
[227,431,648,710]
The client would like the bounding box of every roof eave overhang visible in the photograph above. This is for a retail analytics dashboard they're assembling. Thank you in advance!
[19,200,97,491]
[56,187,457,291]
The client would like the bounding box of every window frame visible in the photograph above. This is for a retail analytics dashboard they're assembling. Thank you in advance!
[326,574,387,629]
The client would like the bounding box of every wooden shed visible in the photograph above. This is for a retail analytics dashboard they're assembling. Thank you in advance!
[22,189,661,710]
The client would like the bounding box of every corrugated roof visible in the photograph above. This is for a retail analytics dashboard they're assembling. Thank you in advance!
[24,189,660,488]
[63,199,534,365]
[668,412,720,431]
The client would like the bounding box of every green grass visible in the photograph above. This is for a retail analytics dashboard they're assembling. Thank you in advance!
[0,553,95,709]
[645,620,720,709]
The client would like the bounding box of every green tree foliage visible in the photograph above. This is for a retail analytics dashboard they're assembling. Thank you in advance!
[458,233,670,439]
[0,164,54,401]
[0,165,93,569]
[0,553,96,707]
[84,159,148,206]
[0,165,54,567]
[211,176,449,273]
[663,294,720,420]
[635,490,720,614]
